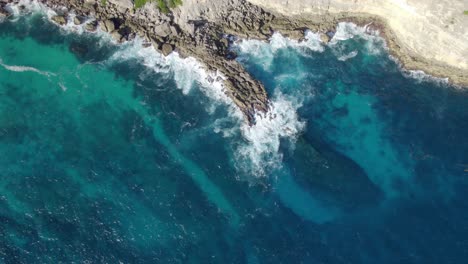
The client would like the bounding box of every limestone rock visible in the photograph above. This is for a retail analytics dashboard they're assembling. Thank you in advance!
[85,20,98,31]
[104,19,115,32]
[111,30,122,42]
[320,33,330,43]
[154,24,171,38]
[51,15,67,25]
[161,43,173,56]
[73,15,85,25]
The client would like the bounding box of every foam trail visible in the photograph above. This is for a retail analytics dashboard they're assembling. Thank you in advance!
[338,50,358,61]
[0,58,55,77]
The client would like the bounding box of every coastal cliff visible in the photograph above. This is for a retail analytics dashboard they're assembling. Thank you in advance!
[1,0,466,124]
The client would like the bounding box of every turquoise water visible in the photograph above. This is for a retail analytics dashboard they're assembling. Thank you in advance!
[1,9,468,263]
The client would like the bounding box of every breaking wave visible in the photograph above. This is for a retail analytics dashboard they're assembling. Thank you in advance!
[237,93,305,176]
[330,22,386,55]
[402,69,450,86]
[235,31,324,70]
[110,38,305,177]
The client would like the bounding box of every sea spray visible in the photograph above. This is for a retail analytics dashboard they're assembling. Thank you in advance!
[237,93,305,177]
[330,22,386,55]
[110,38,307,178]
[236,31,324,70]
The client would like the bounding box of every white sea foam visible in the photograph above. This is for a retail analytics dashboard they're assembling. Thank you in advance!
[403,69,450,85]
[5,0,55,19]
[338,50,358,61]
[270,31,324,53]
[110,38,238,115]
[237,93,305,176]
[110,39,307,177]
[235,31,324,70]
[0,58,55,77]
[330,22,385,55]
[4,0,306,177]
[61,13,92,35]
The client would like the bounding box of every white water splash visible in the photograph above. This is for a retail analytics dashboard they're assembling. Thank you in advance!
[237,93,305,176]
[235,31,324,70]
[110,38,238,115]
[5,0,56,19]
[330,22,385,55]
[402,69,450,85]
[3,0,307,177]
[0,58,55,77]
[270,31,324,53]
[110,38,306,176]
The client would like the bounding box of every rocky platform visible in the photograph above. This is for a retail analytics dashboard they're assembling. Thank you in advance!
[0,0,411,124]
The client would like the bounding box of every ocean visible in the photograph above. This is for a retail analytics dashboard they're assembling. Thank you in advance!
[0,2,467,263]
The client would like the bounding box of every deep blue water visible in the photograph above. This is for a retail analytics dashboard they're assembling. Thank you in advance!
[0,6,467,264]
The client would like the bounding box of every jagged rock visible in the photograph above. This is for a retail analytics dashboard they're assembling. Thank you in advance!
[85,20,98,31]
[69,41,88,58]
[73,15,85,25]
[100,19,115,32]
[161,43,173,56]
[51,15,67,25]
[17,0,281,124]
[170,25,180,36]
[154,24,171,38]
[111,30,122,42]
[320,33,330,43]
[0,5,10,18]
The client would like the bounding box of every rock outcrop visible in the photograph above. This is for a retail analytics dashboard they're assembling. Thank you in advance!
[1,0,465,125]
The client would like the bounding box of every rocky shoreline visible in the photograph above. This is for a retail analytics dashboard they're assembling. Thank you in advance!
[0,0,465,124]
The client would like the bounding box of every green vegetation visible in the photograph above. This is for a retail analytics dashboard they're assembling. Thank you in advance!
[101,0,107,6]
[134,0,183,12]
[134,0,150,9]
[464,10,468,15]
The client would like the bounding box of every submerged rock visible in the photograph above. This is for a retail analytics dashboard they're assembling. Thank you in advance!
[69,42,88,59]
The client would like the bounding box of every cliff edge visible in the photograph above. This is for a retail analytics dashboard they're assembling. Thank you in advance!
[246,0,468,85]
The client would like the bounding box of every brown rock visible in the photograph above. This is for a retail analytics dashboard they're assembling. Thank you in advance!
[85,20,98,31]
[51,15,67,25]
[100,19,115,32]
[320,33,330,43]
[161,43,173,56]
[73,15,85,25]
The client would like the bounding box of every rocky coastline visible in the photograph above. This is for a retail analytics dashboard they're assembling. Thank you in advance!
[0,0,465,124]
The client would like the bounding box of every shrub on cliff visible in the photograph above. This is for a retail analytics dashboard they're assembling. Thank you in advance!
[134,0,183,12]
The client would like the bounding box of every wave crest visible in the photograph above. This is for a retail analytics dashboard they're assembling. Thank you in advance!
[236,93,305,176]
